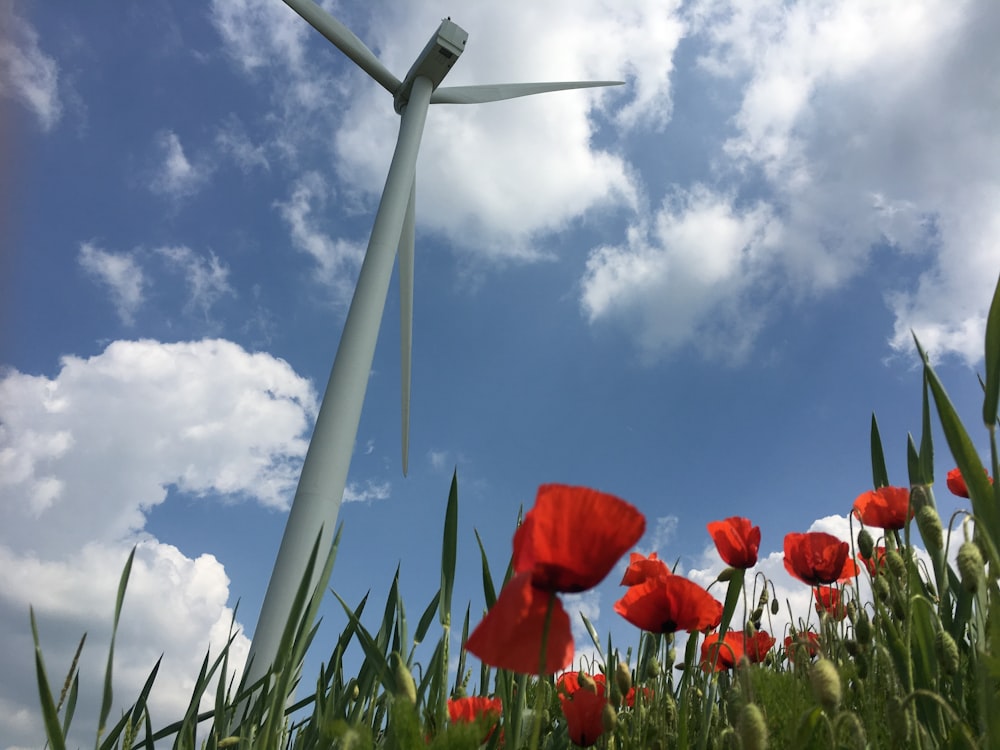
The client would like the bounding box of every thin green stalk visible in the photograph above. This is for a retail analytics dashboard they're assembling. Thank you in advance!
[529,594,557,750]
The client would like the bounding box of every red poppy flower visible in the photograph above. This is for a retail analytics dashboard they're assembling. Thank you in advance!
[783,532,859,586]
[745,631,776,663]
[946,467,993,498]
[813,585,847,620]
[857,547,887,577]
[619,552,670,586]
[784,631,821,662]
[557,672,608,747]
[614,576,723,633]
[700,630,745,672]
[448,696,502,742]
[707,517,761,568]
[624,685,653,708]
[466,484,646,674]
[852,486,910,530]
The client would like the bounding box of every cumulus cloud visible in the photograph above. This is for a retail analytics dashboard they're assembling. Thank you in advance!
[210,0,680,260]
[583,0,1000,363]
[0,1,62,130]
[78,242,147,325]
[0,338,319,745]
[150,131,211,199]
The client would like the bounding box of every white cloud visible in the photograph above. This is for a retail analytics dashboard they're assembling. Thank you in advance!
[581,186,781,361]
[0,1,62,130]
[275,171,365,299]
[78,242,147,325]
[209,0,309,75]
[584,0,1000,363]
[0,338,318,746]
[157,245,237,320]
[150,131,211,199]
[343,479,391,504]
[210,1,681,260]
[215,114,271,173]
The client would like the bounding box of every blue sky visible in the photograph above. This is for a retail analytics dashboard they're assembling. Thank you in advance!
[2,0,998,745]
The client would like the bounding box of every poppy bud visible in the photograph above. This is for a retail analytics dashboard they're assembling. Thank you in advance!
[218,739,240,749]
[737,703,768,750]
[855,652,869,679]
[857,529,875,560]
[888,695,911,744]
[646,657,660,678]
[758,588,770,606]
[843,639,859,657]
[770,598,780,615]
[602,702,619,732]
[810,658,842,713]
[718,567,736,582]
[915,506,944,549]
[347,678,360,701]
[873,576,890,601]
[885,548,906,579]
[751,606,763,623]
[615,662,632,697]
[663,693,677,726]
[935,630,960,676]
[578,671,598,694]
[855,613,872,645]
[390,652,416,704]
[840,712,866,747]
[667,649,676,666]
[958,541,985,592]
[846,601,858,623]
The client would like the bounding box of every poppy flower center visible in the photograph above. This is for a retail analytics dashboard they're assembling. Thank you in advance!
[532,563,587,592]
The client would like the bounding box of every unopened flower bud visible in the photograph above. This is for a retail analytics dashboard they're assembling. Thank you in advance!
[873,576,890,602]
[751,606,764,623]
[578,671,598,694]
[857,529,875,560]
[602,702,619,732]
[771,598,780,615]
[888,695,911,744]
[915,506,944,549]
[718,567,736,582]
[390,652,416,704]
[935,630,960,676]
[347,678,360,701]
[737,703,768,750]
[958,541,985,592]
[885,549,906,579]
[855,613,872,645]
[840,712,867,747]
[615,661,632,696]
[758,588,770,606]
[663,693,677,726]
[646,657,660,678]
[810,658,842,713]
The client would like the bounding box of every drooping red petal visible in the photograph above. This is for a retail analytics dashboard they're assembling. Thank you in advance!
[852,486,910,530]
[614,576,722,633]
[707,517,761,568]
[813,585,847,620]
[783,532,854,586]
[465,572,573,674]
[619,552,671,586]
[559,687,608,747]
[513,484,646,593]
[745,631,776,663]
[700,630,745,672]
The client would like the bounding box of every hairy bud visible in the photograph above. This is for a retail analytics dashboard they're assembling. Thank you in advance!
[958,541,985,592]
[810,658,842,713]
[737,703,769,750]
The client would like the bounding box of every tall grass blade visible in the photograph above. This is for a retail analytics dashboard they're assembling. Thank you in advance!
[982,274,1000,429]
[441,470,459,623]
[31,606,67,750]
[474,530,497,609]
[98,546,136,744]
[871,413,890,488]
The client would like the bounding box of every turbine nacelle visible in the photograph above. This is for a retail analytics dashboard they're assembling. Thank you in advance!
[394,19,468,114]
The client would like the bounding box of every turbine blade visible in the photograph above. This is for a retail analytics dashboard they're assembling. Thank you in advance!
[431,80,623,104]
[283,0,401,94]
[399,181,415,477]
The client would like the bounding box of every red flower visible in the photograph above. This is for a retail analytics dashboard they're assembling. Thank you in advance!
[853,486,910,530]
[707,517,761,568]
[466,485,645,674]
[857,546,887,577]
[619,552,670,586]
[784,631,821,662]
[557,672,608,747]
[813,586,847,621]
[946,467,993,498]
[624,685,653,708]
[448,696,502,742]
[745,631,776,663]
[700,630,745,672]
[783,532,859,586]
[614,576,723,633]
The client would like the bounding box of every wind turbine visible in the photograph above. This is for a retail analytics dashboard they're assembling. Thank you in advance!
[245,0,623,690]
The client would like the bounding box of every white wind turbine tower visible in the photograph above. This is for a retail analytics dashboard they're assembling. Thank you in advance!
[246,0,623,690]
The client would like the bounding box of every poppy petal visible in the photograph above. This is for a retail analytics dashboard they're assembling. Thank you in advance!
[513,485,646,592]
[614,576,722,633]
[465,572,573,674]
